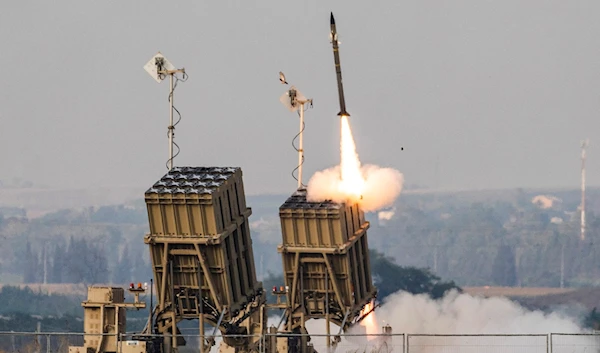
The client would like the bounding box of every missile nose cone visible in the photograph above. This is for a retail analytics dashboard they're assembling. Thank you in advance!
[330,12,335,25]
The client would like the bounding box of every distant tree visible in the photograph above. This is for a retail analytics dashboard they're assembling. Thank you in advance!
[114,244,132,284]
[370,250,461,300]
[584,307,600,330]
[23,241,38,283]
[84,242,109,284]
[40,245,47,283]
[491,244,517,286]
[515,188,529,208]
[130,245,152,282]
[50,243,66,283]
[105,227,123,268]
[0,285,82,317]
[65,237,109,284]
[65,237,86,283]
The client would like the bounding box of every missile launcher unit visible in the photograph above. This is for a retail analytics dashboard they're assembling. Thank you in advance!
[143,166,265,353]
[278,189,376,341]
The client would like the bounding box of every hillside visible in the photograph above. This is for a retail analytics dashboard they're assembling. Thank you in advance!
[1,186,600,290]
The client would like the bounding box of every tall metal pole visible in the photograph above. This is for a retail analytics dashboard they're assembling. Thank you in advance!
[43,245,47,284]
[581,139,588,241]
[560,243,564,288]
[168,74,175,171]
[298,102,305,189]
[145,53,185,171]
[279,77,312,189]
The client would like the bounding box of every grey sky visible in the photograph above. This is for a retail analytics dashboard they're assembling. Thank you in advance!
[1,1,599,194]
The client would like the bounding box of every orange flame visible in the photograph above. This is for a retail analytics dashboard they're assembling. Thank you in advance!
[339,115,365,200]
[360,301,378,340]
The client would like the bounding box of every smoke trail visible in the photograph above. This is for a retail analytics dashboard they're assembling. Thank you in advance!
[307,116,404,212]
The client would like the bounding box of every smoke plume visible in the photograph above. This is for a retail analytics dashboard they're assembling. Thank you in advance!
[307,165,403,212]
[210,290,584,353]
[375,290,581,334]
[300,290,583,353]
[378,207,396,223]
[306,116,404,212]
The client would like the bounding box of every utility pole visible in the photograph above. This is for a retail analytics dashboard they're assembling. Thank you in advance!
[581,139,589,241]
[43,245,47,285]
[560,243,564,288]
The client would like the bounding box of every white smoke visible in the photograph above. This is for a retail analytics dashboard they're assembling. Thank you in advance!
[378,207,396,222]
[298,290,584,353]
[249,216,281,244]
[306,165,404,212]
[209,291,584,353]
[377,290,581,334]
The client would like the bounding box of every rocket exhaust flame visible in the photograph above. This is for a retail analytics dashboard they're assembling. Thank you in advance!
[307,116,404,212]
[360,301,378,340]
[339,115,365,199]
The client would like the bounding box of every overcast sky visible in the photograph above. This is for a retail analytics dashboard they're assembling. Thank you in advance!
[1,1,599,194]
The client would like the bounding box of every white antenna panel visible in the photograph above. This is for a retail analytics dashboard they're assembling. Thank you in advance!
[279,86,307,113]
[144,52,176,83]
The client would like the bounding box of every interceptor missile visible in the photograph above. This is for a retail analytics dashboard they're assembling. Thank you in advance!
[330,12,350,117]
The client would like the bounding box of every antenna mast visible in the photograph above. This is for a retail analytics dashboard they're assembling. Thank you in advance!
[279,72,313,189]
[581,139,589,241]
[144,52,187,170]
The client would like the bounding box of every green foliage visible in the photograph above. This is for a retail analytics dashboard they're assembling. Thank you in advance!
[583,307,600,330]
[0,286,82,317]
[369,250,461,300]
[491,244,517,286]
[0,312,83,332]
[23,242,38,283]
[114,244,133,284]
